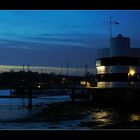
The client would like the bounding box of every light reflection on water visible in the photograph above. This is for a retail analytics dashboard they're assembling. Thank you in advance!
[1,90,140,129]
[0,89,71,123]
[0,89,10,96]
[94,111,110,123]
[87,110,113,128]
[129,114,140,122]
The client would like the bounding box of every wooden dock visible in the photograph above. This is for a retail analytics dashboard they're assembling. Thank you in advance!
[1,85,140,110]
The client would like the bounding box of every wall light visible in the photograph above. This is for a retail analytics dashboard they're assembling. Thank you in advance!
[128,68,135,76]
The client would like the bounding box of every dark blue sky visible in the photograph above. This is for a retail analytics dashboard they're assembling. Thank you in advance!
[0,10,140,68]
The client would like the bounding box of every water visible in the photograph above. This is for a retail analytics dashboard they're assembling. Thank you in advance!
[0,89,10,96]
[0,90,71,129]
[0,90,140,129]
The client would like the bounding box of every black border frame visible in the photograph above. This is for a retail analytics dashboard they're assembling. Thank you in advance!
[0,0,140,139]
[0,0,139,10]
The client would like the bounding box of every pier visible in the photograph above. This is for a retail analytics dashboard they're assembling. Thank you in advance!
[0,69,139,110]
[7,84,140,109]
[0,71,95,110]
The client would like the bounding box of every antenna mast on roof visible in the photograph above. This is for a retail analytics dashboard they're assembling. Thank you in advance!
[109,16,112,39]
[108,16,120,39]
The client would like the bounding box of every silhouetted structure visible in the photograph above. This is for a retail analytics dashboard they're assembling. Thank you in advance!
[96,34,140,88]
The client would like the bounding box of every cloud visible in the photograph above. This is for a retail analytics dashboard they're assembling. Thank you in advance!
[0,41,98,68]
[0,32,108,68]
[0,38,48,50]
[23,32,109,49]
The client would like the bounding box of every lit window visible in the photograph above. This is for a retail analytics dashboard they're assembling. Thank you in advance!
[86,82,91,88]
[80,81,86,85]
[96,66,106,74]
[96,60,101,67]
[128,68,135,76]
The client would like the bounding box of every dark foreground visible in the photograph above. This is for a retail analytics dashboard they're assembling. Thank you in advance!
[2,100,140,130]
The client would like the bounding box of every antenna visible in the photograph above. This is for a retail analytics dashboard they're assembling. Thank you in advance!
[75,66,78,76]
[85,64,88,75]
[108,16,119,40]
[61,64,62,75]
[110,16,112,39]
[28,64,29,72]
[66,61,69,76]
[23,64,24,71]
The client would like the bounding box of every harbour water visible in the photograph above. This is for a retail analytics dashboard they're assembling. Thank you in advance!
[0,90,140,129]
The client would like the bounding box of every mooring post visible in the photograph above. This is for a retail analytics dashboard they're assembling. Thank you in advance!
[22,82,25,99]
[10,88,12,97]
[28,88,32,111]
[90,94,93,101]
[71,88,75,102]
[125,89,132,102]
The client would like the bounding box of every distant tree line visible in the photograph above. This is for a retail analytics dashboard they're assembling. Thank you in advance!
[0,71,97,89]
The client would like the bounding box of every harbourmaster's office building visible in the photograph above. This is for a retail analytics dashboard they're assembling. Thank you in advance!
[96,34,140,88]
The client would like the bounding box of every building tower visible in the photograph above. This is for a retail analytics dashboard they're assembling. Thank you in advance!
[96,34,140,88]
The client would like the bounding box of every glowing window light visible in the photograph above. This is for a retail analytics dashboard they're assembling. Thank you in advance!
[81,81,91,88]
[96,60,101,67]
[86,82,91,88]
[96,66,106,74]
[38,85,41,88]
[80,81,86,85]
[128,68,135,76]
[94,111,110,123]
[129,114,140,122]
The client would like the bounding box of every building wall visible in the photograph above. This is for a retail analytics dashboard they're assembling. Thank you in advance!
[97,48,110,58]
[110,34,130,57]
[97,48,140,58]
[96,65,140,88]
[129,48,140,57]
[96,34,140,88]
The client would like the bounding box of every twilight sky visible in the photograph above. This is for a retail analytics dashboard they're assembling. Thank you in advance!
[0,10,140,68]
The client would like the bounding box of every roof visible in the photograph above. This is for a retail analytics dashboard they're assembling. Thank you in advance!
[117,34,124,38]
